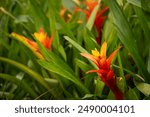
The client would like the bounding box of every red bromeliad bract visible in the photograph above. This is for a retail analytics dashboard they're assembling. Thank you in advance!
[61,0,108,44]
[83,0,109,44]
[81,42,123,100]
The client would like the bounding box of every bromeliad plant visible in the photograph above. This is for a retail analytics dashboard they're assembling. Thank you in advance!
[0,0,150,100]
[81,42,123,99]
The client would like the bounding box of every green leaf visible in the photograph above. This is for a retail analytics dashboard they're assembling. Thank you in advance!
[0,73,37,98]
[38,59,89,95]
[0,7,30,31]
[48,15,59,49]
[141,0,150,12]
[126,0,141,7]
[0,91,14,99]
[134,6,150,42]
[64,36,97,69]
[38,60,76,83]
[58,45,67,61]
[113,64,145,81]
[48,0,62,12]
[36,37,89,95]
[83,74,95,91]
[55,13,75,40]
[64,36,89,53]
[75,59,92,72]
[125,87,139,100]
[95,79,105,96]
[0,57,51,91]
[36,37,75,75]
[117,77,126,93]
[86,2,100,30]
[30,0,50,33]
[102,14,118,46]
[134,80,150,96]
[82,94,94,99]
[107,0,150,83]
[83,28,98,51]
[45,78,59,87]
[148,48,150,74]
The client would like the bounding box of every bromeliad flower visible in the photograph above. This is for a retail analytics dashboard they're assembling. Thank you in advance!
[81,42,123,100]
[11,28,54,59]
[73,0,108,44]
[61,0,108,33]
[84,0,109,44]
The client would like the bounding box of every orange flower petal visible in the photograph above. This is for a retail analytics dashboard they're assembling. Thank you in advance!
[11,32,44,59]
[46,31,55,49]
[99,58,107,69]
[107,46,121,65]
[87,69,107,74]
[27,39,38,50]
[60,7,67,18]
[96,6,109,18]
[87,69,99,74]
[80,53,98,65]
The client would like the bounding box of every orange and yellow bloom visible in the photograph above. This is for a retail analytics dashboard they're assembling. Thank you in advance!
[81,42,123,99]
[11,28,54,59]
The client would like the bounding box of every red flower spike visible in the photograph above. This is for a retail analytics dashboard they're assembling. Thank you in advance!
[70,0,108,44]
[81,41,123,100]
[84,0,109,44]
[107,46,121,65]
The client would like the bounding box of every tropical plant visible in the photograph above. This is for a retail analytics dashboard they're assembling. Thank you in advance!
[0,0,150,100]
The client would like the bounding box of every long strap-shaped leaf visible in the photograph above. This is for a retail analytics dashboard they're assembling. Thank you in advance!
[106,0,150,83]
[35,37,89,94]
[126,0,141,7]
[0,56,57,97]
[0,73,37,98]
[30,0,50,34]
[86,1,100,30]
[64,36,97,69]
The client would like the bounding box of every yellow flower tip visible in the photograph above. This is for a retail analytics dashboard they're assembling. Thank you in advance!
[11,32,28,43]
[100,41,107,58]
[11,32,19,39]
[34,31,46,42]
[10,31,46,60]
[92,48,100,57]
[33,27,48,42]
[11,32,16,36]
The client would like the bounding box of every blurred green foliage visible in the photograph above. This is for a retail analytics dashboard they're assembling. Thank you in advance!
[0,0,150,100]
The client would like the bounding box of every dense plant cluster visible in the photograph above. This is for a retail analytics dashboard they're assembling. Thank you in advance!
[0,0,150,100]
